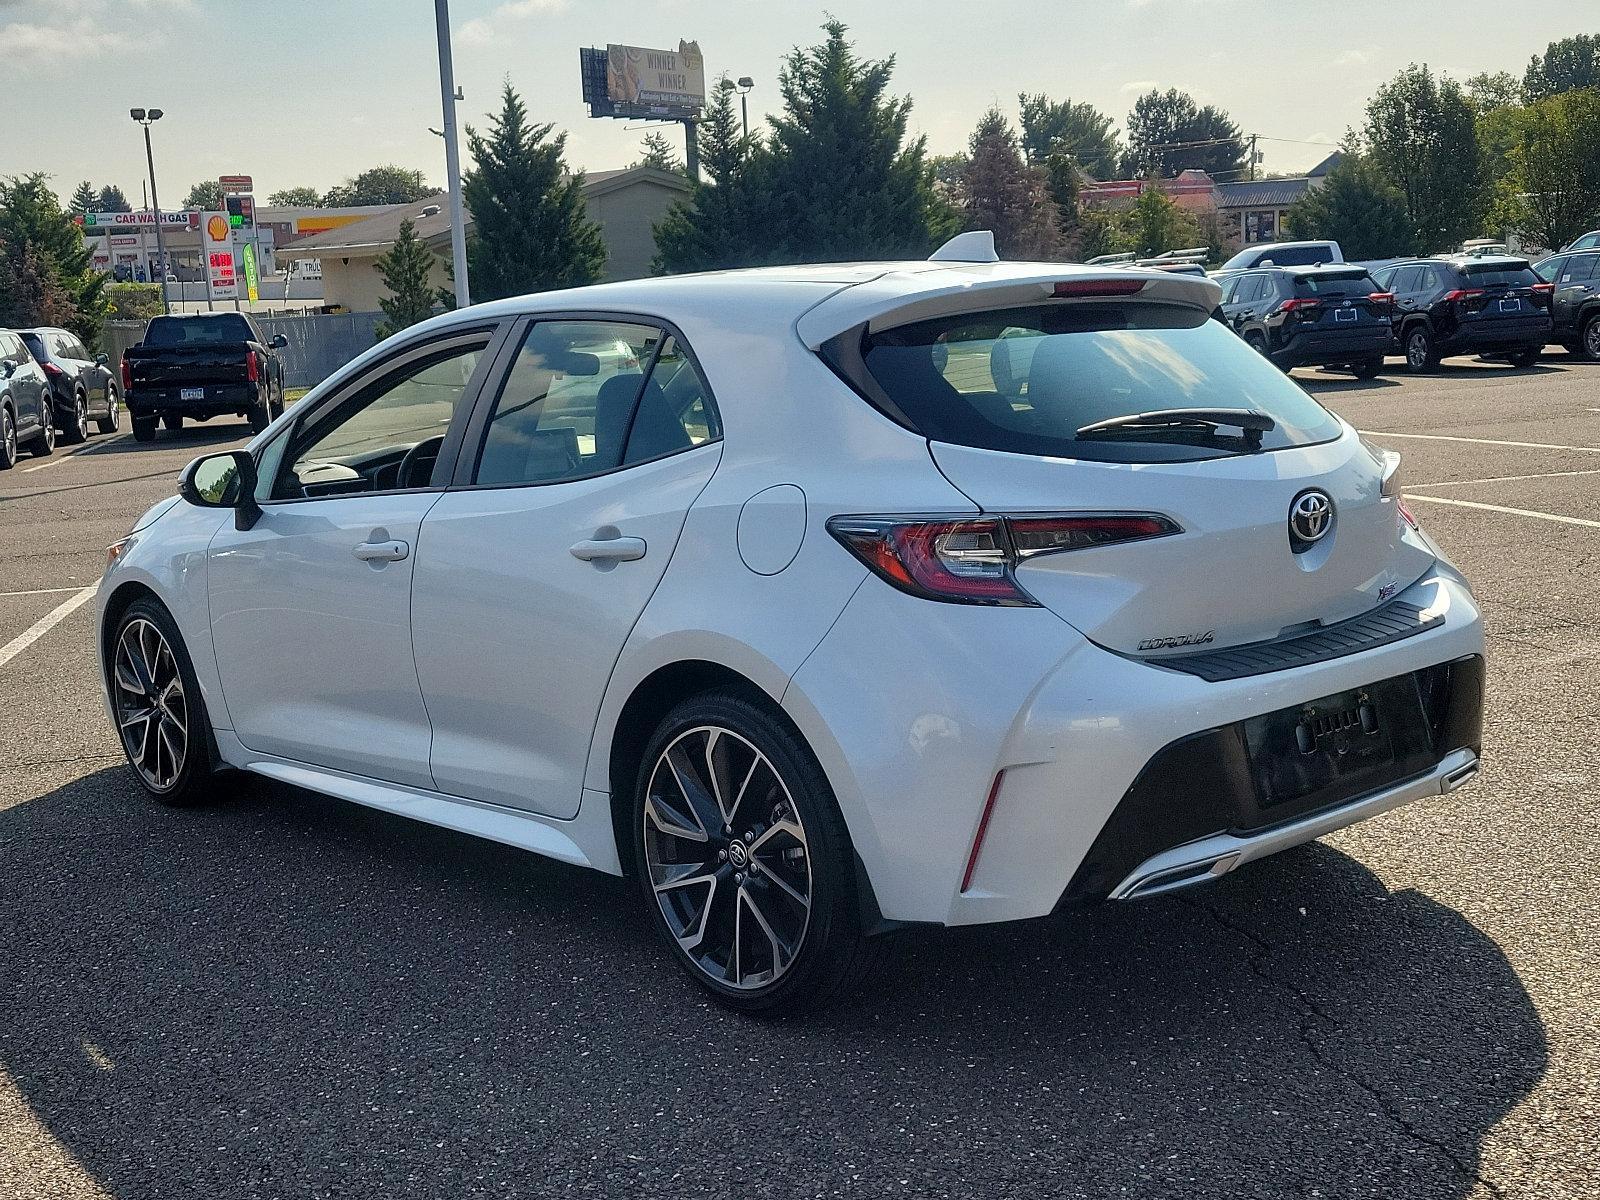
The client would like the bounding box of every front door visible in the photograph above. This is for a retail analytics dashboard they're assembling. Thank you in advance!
[207,332,497,788]
[411,319,724,818]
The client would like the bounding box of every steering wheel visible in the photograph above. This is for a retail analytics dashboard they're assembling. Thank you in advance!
[396,435,446,490]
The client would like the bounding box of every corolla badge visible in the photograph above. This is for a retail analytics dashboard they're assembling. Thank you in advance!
[1137,630,1215,652]
[1289,489,1334,548]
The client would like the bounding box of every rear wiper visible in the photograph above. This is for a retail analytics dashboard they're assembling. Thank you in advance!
[1076,408,1278,437]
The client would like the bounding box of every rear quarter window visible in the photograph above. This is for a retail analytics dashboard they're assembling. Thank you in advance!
[856,302,1343,464]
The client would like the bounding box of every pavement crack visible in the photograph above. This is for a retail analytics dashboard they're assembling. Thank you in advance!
[1186,897,1506,1200]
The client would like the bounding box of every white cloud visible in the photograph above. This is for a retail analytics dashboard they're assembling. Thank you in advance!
[1335,49,1370,66]
[456,0,565,49]
[1120,79,1160,94]
[0,0,176,64]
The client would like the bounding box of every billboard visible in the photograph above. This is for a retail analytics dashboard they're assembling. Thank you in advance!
[582,41,705,120]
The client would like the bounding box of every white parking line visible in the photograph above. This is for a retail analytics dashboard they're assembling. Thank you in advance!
[0,586,96,669]
[1360,431,1600,454]
[1407,467,1600,490]
[20,433,130,473]
[1403,493,1600,529]
[0,586,90,598]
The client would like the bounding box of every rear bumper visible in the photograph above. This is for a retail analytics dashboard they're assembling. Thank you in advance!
[1273,324,1391,366]
[1436,315,1552,353]
[785,565,1484,927]
[128,383,261,416]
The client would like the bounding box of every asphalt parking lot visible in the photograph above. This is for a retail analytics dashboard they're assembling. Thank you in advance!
[1,356,1596,1200]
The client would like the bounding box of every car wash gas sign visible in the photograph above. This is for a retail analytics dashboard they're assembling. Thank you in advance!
[203,212,238,300]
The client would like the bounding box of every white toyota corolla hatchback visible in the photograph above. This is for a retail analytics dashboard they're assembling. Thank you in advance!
[98,237,1485,1010]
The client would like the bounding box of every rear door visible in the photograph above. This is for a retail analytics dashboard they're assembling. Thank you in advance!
[411,317,723,819]
[1553,254,1597,336]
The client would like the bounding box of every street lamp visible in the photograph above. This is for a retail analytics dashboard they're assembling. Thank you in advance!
[736,76,754,142]
[129,107,171,315]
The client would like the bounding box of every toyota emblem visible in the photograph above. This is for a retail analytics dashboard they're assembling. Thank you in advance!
[1289,489,1334,549]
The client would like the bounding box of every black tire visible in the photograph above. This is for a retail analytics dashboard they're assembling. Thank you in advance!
[1580,313,1600,362]
[62,390,90,444]
[28,410,55,457]
[96,386,120,435]
[631,690,870,1014]
[1244,331,1269,358]
[131,414,158,443]
[248,392,271,433]
[270,381,285,419]
[1508,345,1541,368]
[162,413,183,432]
[1403,325,1439,373]
[0,402,16,470]
[1353,354,1384,379]
[108,597,219,807]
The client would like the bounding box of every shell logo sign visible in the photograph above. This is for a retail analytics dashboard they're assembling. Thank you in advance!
[206,214,231,242]
[202,210,239,300]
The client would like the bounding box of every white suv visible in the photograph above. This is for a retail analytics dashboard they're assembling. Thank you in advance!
[97,243,1484,1011]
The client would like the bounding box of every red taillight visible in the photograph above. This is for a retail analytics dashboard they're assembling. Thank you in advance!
[1531,283,1555,307]
[245,350,259,382]
[1397,499,1421,531]
[1278,297,1321,315]
[120,357,131,390]
[1054,279,1147,298]
[1369,292,1395,307]
[827,513,1182,606]
[1443,288,1485,304]
[41,362,64,378]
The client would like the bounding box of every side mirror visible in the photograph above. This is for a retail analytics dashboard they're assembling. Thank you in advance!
[0,361,13,379]
[96,353,110,366]
[269,334,288,349]
[178,450,262,531]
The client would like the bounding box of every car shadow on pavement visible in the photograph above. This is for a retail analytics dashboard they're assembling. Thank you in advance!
[0,767,1544,1199]
[92,424,250,456]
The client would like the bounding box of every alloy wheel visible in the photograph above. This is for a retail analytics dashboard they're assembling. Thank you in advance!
[1586,319,1600,360]
[112,617,189,792]
[1407,331,1430,370]
[642,725,813,991]
[74,395,88,440]
[1,407,14,466]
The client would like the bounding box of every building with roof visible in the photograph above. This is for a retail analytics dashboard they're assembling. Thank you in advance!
[1214,152,1344,248]
[1077,169,1220,215]
[275,165,692,312]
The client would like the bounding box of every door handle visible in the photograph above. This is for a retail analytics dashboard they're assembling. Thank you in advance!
[353,539,409,563]
[570,536,646,563]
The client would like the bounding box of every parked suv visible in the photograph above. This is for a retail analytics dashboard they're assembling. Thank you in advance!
[1533,248,1600,360]
[0,328,55,468]
[1561,230,1600,252]
[19,327,120,442]
[1218,241,1344,271]
[1371,256,1552,371]
[1217,265,1392,377]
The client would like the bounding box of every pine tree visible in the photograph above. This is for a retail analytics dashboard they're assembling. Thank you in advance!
[0,238,77,329]
[960,109,1063,260]
[653,77,770,273]
[758,20,949,261]
[635,131,683,173]
[1288,157,1416,259]
[374,219,441,340]
[68,181,96,216]
[0,174,104,345]
[96,185,132,213]
[463,81,606,300]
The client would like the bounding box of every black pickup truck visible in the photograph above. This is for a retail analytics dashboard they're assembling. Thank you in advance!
[121,312,288,441]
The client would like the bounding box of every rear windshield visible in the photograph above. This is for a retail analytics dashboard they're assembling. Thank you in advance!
[1461,263,1539,287]
[143,314,255,346]
[857,303,1343,464]
[1292,270,1376,296]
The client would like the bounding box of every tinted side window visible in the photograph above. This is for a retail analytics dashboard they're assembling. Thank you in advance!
[1536,257,1566,283]
[474,320,661,486]
[624,336,721,465]
[1565,255,1599,283]
[19,332,46,360]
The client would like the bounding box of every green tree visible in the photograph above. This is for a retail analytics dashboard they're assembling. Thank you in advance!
[96,184,131,213]
[1122,89,1245,178]
[1523,34,1600,102]
[1465,70,1522,112]
[1125,184,1199,256]
[373,219,441,339]
[960,109,1062,260]
[463,82,606,300]
[1363,65,1484,252]
[322,165,432,207]
[68,180,96,217]
[1017,93,1119,179]
[0,239,76,329]
[1489,88,1600,252]
[1040,150,1083,255]
[184,180,224,210]
[634,131,683,173]
[267,186,324,207]
[0,174,104,344]
[1287,156,1416,259]
[653,77,771,273]
[103,281,165,322]
[758,20,951,261]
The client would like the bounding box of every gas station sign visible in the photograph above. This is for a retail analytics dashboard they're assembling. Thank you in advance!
[203,212,238,300]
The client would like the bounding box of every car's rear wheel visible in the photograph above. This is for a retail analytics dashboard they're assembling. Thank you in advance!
[248,394,271,433]
[1353,355,1384,379]
[1508,345,1541,368]
[131,414,157,443]
[28,412,55,457]
[1581,314,1600,362]
[0,403,17,470]
[1244,331,1268,357]
[62,390,90,444]
[1404,326,1438,373]
[632,691,869,1013]
[162,413,183,432]
[110,599,217,806]
[97,386,120,435]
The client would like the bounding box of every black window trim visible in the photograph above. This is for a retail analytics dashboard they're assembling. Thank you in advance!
[257,321,511,508]
[449,307,725,492]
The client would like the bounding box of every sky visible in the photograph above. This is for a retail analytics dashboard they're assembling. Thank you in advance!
[1,0,1595,208]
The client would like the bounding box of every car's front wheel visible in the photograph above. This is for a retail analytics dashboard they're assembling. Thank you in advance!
[632,691,869,1013]
[109,598,217,806]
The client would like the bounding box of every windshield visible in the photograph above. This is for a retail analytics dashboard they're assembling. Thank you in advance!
[1293,270,1377,296]
[143,314,255,346]
[1461,263,1539,287]
[858,302,1343,464]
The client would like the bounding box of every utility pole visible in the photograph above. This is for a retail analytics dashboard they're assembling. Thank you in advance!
[1249,133,1259,182]
[131,108,171,315]
[434,0,471,308]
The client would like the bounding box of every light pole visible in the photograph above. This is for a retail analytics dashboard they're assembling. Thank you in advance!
[736,76,754,143]
[130,108,171,314]
[434,0,471,308]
